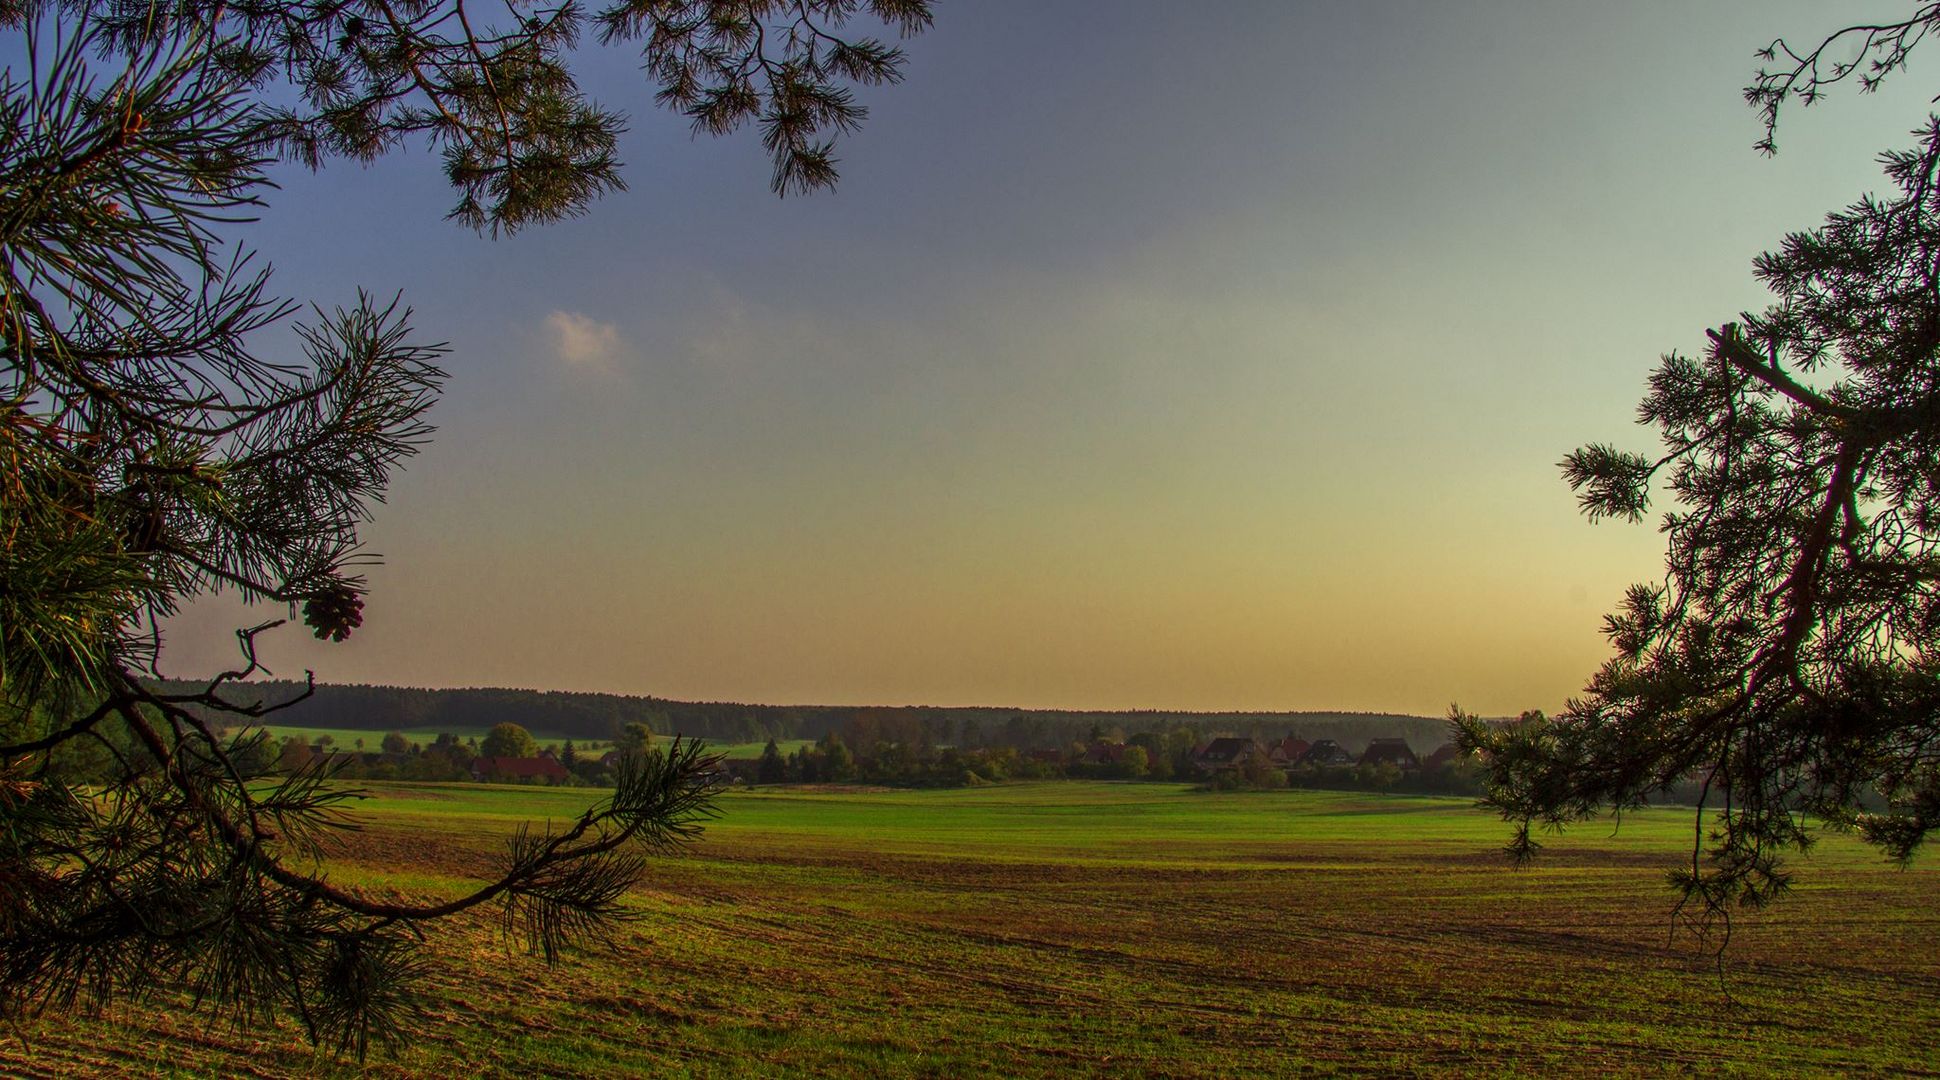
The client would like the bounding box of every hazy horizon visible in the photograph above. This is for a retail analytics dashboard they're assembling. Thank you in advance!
[173,673,1462,720]
[161,1,1940,716]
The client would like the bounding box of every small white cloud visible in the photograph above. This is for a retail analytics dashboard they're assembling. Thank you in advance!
[544,310,625,375]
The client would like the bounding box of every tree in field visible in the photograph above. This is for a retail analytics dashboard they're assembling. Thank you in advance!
[0,0,932,1057]
[1238,746,1287,790]
[817,730,857,782]
[1142,749,1174,782]
[277,735,316,772]
[422,730,474,776]
[1461,14,1940,937]
[1354,759,1399,792]
[480,721,539,759]
[615,720,656,755]
[756,738,786,784]
[381,731,410,754]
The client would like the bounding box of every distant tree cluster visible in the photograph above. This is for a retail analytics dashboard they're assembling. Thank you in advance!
[271,730,478,782]
[137,684,1501,798]
[1275,758,1484,797]
[724,721,1487,796]
[481,721,540,760]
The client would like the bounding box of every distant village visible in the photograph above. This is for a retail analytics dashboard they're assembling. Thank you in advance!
[270,723,1482,795]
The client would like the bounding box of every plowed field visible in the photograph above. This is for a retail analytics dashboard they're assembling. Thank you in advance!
[6,783,1935,1077]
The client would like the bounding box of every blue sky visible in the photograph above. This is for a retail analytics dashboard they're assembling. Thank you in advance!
[160,1,1940,713]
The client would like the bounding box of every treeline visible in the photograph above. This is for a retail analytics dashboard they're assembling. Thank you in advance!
[150,679,1447,750]
[150,680,839,743]
[278,728,638,785]
[742,727,1486,796]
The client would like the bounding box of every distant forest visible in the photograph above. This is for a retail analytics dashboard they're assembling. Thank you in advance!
[154,680,1455,754]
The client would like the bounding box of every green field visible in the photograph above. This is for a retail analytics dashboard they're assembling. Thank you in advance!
[9,783,1936,1077]
[709,739,812,760]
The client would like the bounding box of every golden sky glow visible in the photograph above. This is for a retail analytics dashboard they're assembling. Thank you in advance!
[165,2,1940,715]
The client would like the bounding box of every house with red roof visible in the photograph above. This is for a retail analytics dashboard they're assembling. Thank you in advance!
[1268,736,1311,765]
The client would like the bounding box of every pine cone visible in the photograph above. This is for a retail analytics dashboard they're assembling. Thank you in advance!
[302,583,364,642]
[122,502,164,553]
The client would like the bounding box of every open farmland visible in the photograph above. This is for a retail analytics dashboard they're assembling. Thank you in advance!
[7,783,1937,1078]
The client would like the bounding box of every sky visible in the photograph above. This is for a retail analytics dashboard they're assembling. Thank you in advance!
[163,1,1940,715]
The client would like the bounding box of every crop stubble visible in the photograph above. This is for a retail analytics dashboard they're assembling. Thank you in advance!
[4,783,1935,1077]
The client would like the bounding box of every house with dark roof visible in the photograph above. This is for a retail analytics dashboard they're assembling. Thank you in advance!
[472,754,570,784]
[1298,739,1356,767]
[1358,738,1420,770]
[1194,737,1265,773]
[1358,736,1420,771]
[1422,743,1462,771]
[1083,741,1130,765]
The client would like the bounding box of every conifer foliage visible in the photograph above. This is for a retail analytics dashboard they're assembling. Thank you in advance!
[87,0,935,231]
[1,0,930,1057]
[1459,121,1940,940]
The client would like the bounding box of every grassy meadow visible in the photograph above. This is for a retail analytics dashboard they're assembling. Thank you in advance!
[7,782,1937,1077]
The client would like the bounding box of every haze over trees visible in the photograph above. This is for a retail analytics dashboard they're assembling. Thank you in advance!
[159,677,1451,746]
[1463,7,1940,936]
[0,0,933,1056]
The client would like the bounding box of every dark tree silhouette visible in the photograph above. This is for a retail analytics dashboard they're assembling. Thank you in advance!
[1747,4,1940,155]
[1461,120,1940,943]
[1,0,930,1057]
[76,0,934,230]
[756,738,786,784]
